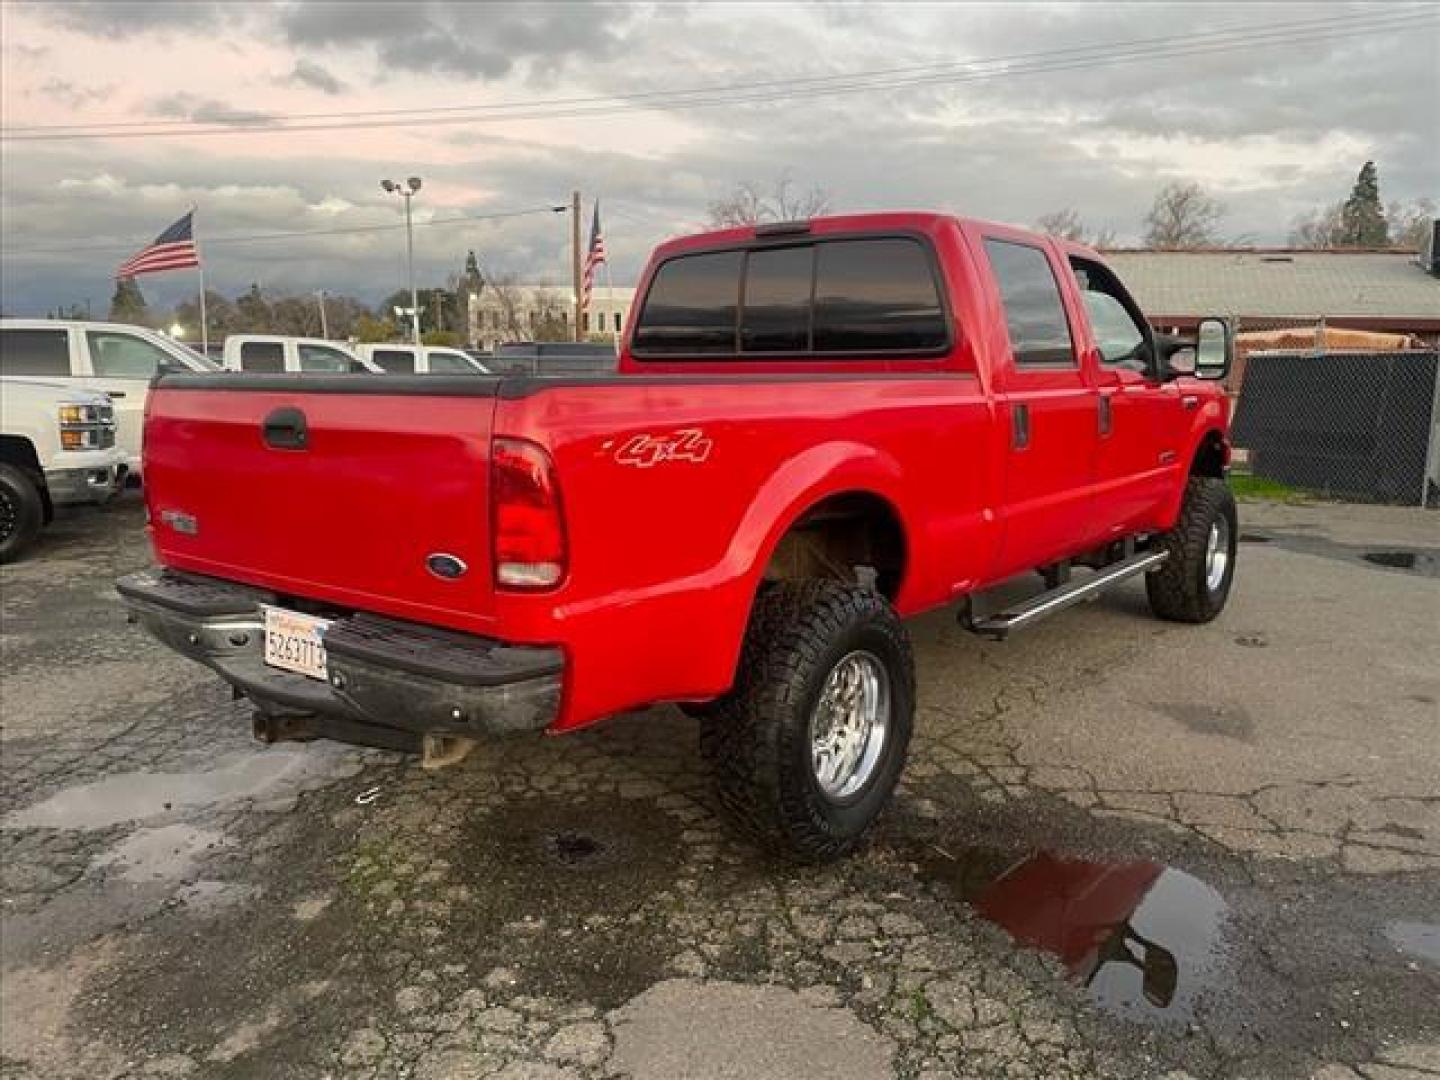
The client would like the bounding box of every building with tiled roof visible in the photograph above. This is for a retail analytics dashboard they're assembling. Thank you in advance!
[1103,247,1440,339]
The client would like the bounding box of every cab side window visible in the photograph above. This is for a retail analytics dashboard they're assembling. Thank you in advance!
[371,349,415,374]
[426,351,475,374]
[1071,259,1150,369]
[0,328,71,376]
[87,331,175,378]
[240,341,285,373]
[296,344,354,372]
[983,239,1075,367]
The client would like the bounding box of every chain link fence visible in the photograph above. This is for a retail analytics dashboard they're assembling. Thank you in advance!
[1225,316,1440,507]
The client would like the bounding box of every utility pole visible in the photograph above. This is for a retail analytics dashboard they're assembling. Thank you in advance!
[571,189,582,343]
[316,290,329,338]
[434,288,445,333]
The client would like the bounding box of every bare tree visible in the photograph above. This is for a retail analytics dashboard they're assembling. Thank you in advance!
[1142,181,1224,248]
[1288,202,1346,249]
[1033,208,1116,248]
[706,174,833,227]
[1387,197,1437,250]
[483,273,530,340]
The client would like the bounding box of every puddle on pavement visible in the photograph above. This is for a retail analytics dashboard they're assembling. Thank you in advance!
[915,844,1228,1025]
[1386,921,1440,965]
[1361,550,1438,575]
[4,747,350,831]
[91,824,228,884]
[546,829,608,869]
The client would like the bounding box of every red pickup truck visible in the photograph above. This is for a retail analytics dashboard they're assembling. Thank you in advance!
[119,212,1236,860]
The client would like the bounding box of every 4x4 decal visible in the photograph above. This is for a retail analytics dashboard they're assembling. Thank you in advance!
[613,428,713,468]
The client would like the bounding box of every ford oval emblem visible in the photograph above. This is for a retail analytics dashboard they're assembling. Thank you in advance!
[426,553,468,580]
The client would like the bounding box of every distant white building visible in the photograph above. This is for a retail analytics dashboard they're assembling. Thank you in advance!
[467,284,636,350]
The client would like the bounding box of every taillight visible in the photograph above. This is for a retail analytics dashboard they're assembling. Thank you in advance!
[491,437,566,590]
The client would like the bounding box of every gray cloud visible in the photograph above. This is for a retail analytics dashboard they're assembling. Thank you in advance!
[287,58,347,95]
[39,1,235,37]
[146,93,280,127]
[33,78,114,109]
[276,1,634,81]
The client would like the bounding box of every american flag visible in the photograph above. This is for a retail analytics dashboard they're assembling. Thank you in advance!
[116,211,200,278]
[580,200,606,311]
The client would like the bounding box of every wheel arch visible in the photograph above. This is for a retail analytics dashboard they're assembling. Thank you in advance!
[0,435,53,523]
[1190,427,1228,478]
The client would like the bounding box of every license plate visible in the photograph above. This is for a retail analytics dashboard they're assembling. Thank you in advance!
[262,606,330,681]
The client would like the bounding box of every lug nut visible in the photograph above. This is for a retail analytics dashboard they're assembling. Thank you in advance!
[186,633,200,646]
[450,707,465,722]
[331,672,347,690]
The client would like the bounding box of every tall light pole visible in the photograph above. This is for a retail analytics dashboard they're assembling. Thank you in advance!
[315,289,329,339]
[382,176,423,345]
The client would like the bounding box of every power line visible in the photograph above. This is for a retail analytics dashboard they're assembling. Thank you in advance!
[1,205,565,258]
[1,10,1430,142]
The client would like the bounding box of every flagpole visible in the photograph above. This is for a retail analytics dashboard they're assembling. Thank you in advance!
[193,206,209,355]
[602,257,618,348]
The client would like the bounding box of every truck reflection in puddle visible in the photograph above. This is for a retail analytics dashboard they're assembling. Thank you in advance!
[917,846,1229,1024]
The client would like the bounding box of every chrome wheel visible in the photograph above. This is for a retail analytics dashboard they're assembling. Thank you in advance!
[1205,515,1230,593]
[809,650,891,800]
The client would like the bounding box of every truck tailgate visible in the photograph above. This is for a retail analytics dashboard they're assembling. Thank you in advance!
[143,376,501,629]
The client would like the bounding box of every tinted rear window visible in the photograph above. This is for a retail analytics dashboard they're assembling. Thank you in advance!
[813,239,947,352]
[240,341,285,373]
[632,250,741,355]
[741,245,813,353]
[0,328,70,376]
[372,349,415,374]
[634,236,946,358]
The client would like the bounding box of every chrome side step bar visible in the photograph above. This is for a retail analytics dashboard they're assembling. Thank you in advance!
[962,550,1168,641]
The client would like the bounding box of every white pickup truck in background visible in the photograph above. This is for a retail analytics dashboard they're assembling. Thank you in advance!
[0,378,127,562]
[0,319,216,476]
[352,342,490,374]
[221,335,381,374]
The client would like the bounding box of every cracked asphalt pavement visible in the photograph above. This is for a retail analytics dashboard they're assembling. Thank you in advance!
[2,493,1437,1079]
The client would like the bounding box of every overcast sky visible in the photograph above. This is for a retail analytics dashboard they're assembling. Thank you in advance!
[1,1,1435,316]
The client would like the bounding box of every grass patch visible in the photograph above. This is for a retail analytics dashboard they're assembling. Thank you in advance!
[1228,472,1312,503]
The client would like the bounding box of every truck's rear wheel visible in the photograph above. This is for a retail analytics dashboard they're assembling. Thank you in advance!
[0,464,44,564]
[700,580,914,862]
[1146,476,1237,623]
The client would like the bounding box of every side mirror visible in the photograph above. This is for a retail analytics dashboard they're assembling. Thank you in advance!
[1193,317,1232,381]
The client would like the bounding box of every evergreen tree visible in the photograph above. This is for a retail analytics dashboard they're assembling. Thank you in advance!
[235,283,272,332]
[108,277,150,325]
[1339,161,1388,247]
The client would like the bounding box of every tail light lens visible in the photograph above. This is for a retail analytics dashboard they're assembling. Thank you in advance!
[491,437,566,590]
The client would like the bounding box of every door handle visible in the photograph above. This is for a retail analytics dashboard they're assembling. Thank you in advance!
[107,391,127,398]
[1098,394,1113,436]
[1183,394,1200,411]
[1011,403,1030,450]
[262,407,308,450]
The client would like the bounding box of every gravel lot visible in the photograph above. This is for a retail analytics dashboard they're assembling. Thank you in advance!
[2,493,1437,1080]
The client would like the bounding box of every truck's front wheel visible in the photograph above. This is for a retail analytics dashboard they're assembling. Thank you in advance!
[701,580,914,862]
[0,464,44,564]
[1146,476,1238,623]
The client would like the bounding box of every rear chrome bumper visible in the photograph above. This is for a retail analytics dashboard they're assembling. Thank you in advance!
[116,569,562,751]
